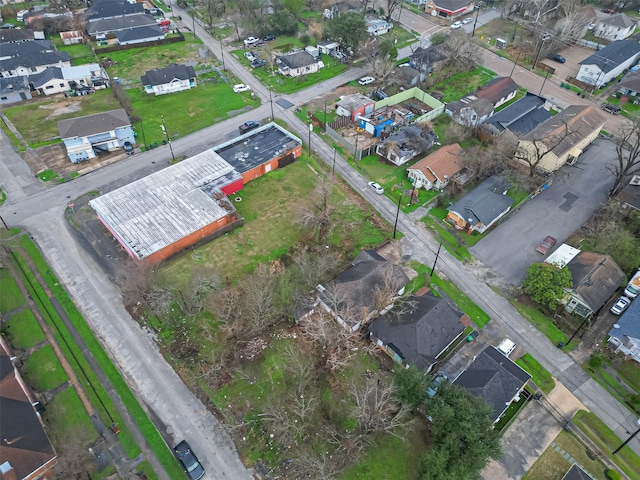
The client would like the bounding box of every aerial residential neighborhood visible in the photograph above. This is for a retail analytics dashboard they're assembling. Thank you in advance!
[4,0,640,480]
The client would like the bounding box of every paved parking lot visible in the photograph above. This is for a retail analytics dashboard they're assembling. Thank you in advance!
[470,139,617,286]
[545,44,595,83]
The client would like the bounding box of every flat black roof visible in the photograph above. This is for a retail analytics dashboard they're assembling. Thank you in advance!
[212,123,301,174]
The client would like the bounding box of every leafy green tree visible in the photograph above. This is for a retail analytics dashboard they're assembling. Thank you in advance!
[324,12,368,52]
[420,384,501,480]
[393,365,428,409]
[522,262,572,310]
[267,10,299,36]
[284,0,305,18]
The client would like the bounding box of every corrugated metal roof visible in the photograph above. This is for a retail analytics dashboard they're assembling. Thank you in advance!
[89,149,240,259]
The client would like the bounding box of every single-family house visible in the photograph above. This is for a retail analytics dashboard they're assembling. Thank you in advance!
[115,25,165,45]
[608,292,640,363]
[446,175,514,234]
[546,246,625,318]
[394,65,425,87]
[335,93,375,121]
[59,30,84,45]
[316,250,411,332]
[0,51,70,78]
[85,0,144,23]
[616,174,640,211]
[562,464,595,480]
[0,336,57,480]
[409,44,450,73]
[479,92,550,139]
[425,0,474,17]
[375,124,439,166]
[276,51,323,77]
[407,143,465,190]
[0,28,36,43]
[0,76,32,104]
[0,39,54,60]
[617,71,640,97]
[30,63,109,96]
[594,13,636,41]
[86,13,159,37]
[445,97,493,127]
[577,40,640,88]
[515,105,605,173]
[318,41,339,55]
[58,108,135,163]
[475,76,519,109]
[366,18,391,36]
[453,346,531,423]
[141,63,196,95]
[369,287,468,372]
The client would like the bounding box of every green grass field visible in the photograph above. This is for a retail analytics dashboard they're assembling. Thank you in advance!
[23,345,68,391]
[516,353,555,394]
[43,386,97,447]
[510,299,571,350]
[0,267,25,313]
[431,66,496,103]
[431,273,490,327]
[4,308,45,348]
[57,43,96,66]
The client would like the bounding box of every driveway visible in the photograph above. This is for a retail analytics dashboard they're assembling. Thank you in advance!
[470,139,616,286]
[545,44,594,83]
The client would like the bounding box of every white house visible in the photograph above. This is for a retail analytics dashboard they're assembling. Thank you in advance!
[367,19,391,36]
[276,51,324,77]
[141,63,196,95]
[577,40,640,88]
[594,13,636,41]
[30,63,109,96]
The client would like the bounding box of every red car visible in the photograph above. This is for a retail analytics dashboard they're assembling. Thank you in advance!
[536,235,557,255]
[601,8,615,13]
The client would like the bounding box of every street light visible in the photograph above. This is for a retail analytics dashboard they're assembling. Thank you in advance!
[160,115,175,162]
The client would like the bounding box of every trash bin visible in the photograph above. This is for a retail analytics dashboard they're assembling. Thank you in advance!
[557,342,565,349]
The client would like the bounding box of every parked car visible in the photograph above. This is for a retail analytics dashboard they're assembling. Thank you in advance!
[244,51,256,61]
[602,103,621,115]
[264,34,276,41]
[546,53,566,63]
[587,23,596,30]
[330,50,346,61]
[426,372,448,399]
[250,59,266,68]
[601,8,615,14]
[239,120,259,134]
[536,235,557,254]
[243,36,259,46]
[367,181,384,194]
[233,83,251,93]
[123,141,133,155]
[611,296,631,315]
[174,441,205,480]
[450,21,462,29]
[497,339,516,357]
[462,17,473,24]
[358,76,375,86]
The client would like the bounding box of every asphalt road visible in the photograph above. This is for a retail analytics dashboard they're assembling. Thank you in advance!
[2,6,640,478]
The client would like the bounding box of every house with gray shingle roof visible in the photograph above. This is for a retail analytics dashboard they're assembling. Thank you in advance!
[617,71,640,97]
[276,51,324,77]
[86,13,159,36]
[562,464,595,480]
[85,0,144,22]
[479,92,550,139]
[594,13,636,41]
[58,109,135,163]
[0,76,31,104]
[141,63,196,95]
[115,24,165,45]
[0,51,70,78]
[577,40,640,88]
[453,346,531,422]
[609,292,640,363]
[446,175,514,234]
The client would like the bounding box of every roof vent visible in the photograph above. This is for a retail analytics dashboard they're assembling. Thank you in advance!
[630,175,640,186]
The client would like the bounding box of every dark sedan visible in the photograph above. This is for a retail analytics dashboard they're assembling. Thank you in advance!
[174,440,205,480]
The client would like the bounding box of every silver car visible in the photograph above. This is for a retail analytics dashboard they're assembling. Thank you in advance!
[611,296,631,315]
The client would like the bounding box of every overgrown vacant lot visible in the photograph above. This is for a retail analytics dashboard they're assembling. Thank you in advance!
[3,90,118,145]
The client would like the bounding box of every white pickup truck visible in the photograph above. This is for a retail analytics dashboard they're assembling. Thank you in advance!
[624,269,640,298]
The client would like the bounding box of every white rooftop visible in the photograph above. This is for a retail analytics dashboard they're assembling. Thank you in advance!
[61,63,103,79]
[89,149,240,260]
[545,243,580,268]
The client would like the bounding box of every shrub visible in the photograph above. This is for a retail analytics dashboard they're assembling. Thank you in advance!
[606,469,622,480]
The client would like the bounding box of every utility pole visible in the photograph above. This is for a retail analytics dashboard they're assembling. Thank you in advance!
[331,148,337,178]
[268,88,274,121]
[510,53,520,78]
[471,5,481,37]
[393,194,402,239]
[614,419,640,455]
[139,118,147,147]
[430,242,442,278]
[323,100,327,132]
[539,68,551,95]
[161,115,175,162]
[308,122,312,156]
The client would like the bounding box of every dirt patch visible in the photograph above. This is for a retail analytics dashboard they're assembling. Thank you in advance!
[39,100,84,121]
[465,258,517,294]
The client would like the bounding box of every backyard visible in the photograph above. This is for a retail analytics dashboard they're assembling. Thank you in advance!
[430,66,496,103]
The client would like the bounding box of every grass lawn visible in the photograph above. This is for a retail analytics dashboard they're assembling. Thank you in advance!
[23,345,68,391]
[516,353,555,394]
[510,299,571,350]
[430,271,490,328]
[494,389,529,432]
[619,360,640,394]
[523,430,608,480]
[0,267,25,313]
[573,410,640,479]
[3,89,119,146]
[379,25,417,49]
[584,359,640,416]
[242,53,348,94]
[431,66,496,103]
[97,38,205,83]
[57,43,96,65]
[44,386,97,447]
[421,215,471,261]
[158,156,390,291]
[127,81,259,147]
[4,308,45,348]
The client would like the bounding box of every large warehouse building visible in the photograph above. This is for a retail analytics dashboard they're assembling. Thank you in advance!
[89,123,302,265]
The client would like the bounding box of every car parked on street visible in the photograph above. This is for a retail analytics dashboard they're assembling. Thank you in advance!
[536,235,557,254]
[233,83,251,93]
[602,103,621,115]
[239,120,259,134]
[358,76,375,85]
[426,372,447,399]
[174,440,205,480]
[546,53,566,63]
[450,21,462,29]
[611,296,631,315]
[462,17,473,24]
[367,181,384,194]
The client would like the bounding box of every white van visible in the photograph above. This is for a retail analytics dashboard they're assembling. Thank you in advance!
[497,339,516,357]
[624,269,640,299]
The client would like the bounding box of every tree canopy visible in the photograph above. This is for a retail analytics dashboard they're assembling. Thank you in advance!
[393,365,428,409]
[522,262,572,310]
[420,384,501,480]
[324,12,368,52]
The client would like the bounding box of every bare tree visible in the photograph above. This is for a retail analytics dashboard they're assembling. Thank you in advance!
[175,268,221,316]
[361,38,397,81]
[237,264,278,337]
[298,176,354,242]
[292,248,342,292]
[386,0,402,22]
[609,118,640,196]
[555,0,592,43]
[350,376,413,435]
[525,0,562,26]
[515,121,571,177]
[445,30,478,73]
